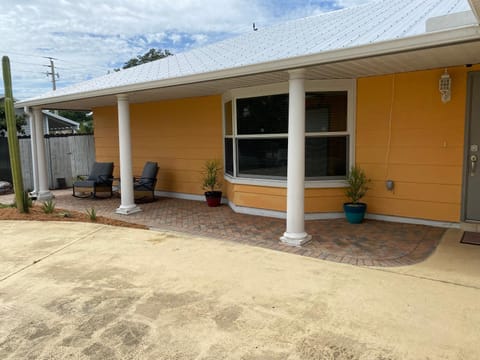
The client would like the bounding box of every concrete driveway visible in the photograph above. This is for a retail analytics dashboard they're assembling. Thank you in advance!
[0,221,479,359]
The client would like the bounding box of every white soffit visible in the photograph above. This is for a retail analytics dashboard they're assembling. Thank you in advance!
[16,0,477,109]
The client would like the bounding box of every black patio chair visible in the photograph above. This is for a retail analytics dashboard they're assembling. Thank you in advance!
[134,161,159,202]
[72,162,114,198]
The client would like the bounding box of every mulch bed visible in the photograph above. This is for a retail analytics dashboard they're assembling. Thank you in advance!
[0,204,147,230]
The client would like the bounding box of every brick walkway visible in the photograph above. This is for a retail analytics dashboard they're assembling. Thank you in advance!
[2,190,445,267]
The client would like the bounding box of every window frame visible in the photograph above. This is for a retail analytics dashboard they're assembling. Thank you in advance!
[222,79,356,188]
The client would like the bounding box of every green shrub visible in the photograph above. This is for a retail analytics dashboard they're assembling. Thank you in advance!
[86,207,97,222]
[42,199,56,214]
[202,159,222,192]
[345,166,370,204]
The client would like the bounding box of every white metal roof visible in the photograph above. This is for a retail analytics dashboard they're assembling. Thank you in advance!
[17,0,478,108]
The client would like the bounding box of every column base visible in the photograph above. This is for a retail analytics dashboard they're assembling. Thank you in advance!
[36,191,53,201]
[115,204,142,215]
[280,232,312,246]
[28,191,38,200]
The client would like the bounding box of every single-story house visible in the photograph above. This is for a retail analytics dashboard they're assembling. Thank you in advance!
[17,0,480,244]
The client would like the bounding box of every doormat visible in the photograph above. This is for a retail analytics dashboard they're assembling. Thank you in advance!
[460,231,480,246]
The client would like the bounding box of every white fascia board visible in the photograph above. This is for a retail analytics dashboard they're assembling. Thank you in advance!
[469,0,480,23]
[16,25,480,109]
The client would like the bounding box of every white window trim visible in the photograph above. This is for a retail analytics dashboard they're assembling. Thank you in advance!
[223,79,356,189]
[225,175,348,188]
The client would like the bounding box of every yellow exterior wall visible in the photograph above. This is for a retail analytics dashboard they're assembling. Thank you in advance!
[356,66,480,222]
[93,65,479,222]
[225,183,346,213]
[93,95,223,195]
[226,66,479,221]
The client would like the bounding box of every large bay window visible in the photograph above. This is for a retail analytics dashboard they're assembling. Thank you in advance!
[224,80,355,185]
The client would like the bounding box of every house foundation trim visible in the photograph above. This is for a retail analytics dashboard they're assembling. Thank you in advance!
[280,69,312,246]
[153,190,458,229]
[115,94,141,215]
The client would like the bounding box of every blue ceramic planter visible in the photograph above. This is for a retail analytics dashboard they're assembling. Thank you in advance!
[344,203,367,224]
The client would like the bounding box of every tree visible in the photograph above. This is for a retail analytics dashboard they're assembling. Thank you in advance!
[58,110,93,134]
[114,48,173,71]
[0,101,26,137]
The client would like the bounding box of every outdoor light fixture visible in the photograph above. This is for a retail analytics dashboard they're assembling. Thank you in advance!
[439,69,452,103]
[386,180,394,191]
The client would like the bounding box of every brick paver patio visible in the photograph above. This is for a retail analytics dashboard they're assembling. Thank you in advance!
[10,189,441,268]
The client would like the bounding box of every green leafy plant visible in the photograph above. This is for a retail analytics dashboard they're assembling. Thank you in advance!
[345,166,370,204]
[42,199,56,214]
[202,159,222,193]
[86,207,97,222]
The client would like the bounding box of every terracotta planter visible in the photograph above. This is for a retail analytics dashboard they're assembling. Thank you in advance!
[205,191,222,207]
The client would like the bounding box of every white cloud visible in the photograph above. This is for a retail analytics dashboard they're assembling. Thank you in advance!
[0,0,373,100]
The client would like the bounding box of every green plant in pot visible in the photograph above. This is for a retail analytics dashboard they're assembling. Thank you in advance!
[344,166,370,224]
[202,159,222,207]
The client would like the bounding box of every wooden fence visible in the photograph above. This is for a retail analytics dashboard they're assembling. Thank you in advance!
[0,134,95,190]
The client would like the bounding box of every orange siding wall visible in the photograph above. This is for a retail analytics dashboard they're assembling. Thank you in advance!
[93,65,478,222]
[230,184,286,211]
[356,66,478,222]
[225,184,347,213]
[92,106,119,170]
[226,66,476,220]
[93,95,223,195]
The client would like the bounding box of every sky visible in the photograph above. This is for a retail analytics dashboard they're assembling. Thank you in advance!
[0,0,371,101]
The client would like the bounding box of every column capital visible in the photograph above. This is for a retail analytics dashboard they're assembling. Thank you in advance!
[288,68,306,80]
[116,94,129,102]
[32,106,43,114]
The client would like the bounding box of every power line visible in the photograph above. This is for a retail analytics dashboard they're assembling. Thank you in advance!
[0,49,48,59]
[11,70,45,75]
[10,60,45,67]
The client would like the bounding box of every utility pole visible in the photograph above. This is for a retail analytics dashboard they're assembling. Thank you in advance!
[44,57,59,90]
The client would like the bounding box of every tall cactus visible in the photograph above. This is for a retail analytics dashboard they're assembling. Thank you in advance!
[2,56,25,213]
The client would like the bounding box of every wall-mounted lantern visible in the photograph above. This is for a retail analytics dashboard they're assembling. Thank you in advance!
[439,69,452,103]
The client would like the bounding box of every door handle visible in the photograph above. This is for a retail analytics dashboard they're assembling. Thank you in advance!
[471,154,478,176]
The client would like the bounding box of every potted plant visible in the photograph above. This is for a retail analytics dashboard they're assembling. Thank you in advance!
[344,166,370,224]
[202,159,222,207]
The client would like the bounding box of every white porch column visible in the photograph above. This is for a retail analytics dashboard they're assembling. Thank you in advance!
[115,94,141,215]
[33,107,52,200]
[25,107,39,197]
[280,69,311,246]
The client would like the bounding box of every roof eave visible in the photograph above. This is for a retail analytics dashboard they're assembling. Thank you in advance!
[469,0,480,22]
[16,25,480,109]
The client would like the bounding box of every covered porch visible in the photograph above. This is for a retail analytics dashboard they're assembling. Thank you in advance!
[17,2,480,244]
[7,189,448,267]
